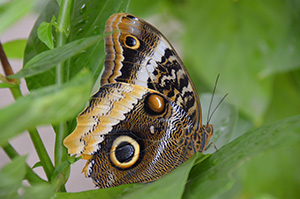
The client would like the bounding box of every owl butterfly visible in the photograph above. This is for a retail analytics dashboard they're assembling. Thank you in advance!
[64,13,214,189]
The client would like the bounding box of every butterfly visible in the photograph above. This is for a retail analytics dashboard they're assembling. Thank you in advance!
[63,13,214,189]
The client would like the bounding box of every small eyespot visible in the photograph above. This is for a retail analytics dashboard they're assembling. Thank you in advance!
[126,14,138,20]
[124,35,140,50]
[110,135,140,169]
[145,93,166,114]
[150,126,155,135]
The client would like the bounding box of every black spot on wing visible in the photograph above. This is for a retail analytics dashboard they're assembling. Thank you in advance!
[164,48,174,60]
[146,48,197,123]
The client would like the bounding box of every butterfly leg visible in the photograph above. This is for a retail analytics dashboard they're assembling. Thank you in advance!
[204,142,218,152]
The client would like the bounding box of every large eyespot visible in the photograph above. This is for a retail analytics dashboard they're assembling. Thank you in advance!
[110,135,140,169]
[124,35,140,50]
[144,93,166,115]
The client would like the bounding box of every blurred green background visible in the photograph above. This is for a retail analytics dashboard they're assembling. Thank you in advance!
[127,1,300,198]
[1,0,300,198]
[129,0,300,126]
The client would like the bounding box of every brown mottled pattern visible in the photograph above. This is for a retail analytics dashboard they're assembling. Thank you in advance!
[82,84,196,188]
[63,13,214,189]
[101,13,201,128]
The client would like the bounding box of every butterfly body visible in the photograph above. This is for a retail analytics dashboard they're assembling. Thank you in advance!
[64,13,214,189]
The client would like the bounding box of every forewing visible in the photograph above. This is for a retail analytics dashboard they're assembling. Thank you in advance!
[101,13,201,126]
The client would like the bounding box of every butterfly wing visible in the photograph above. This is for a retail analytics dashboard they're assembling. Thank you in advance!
[64,82,197,188]
[102,13,201,127]
[63,13,214,189]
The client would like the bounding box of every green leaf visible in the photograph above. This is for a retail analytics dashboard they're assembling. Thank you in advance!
[67,155,81,164]
[12,35,103,78]
[182,115,300,199]
[32,161,43,169]
[0,156,27,199]
[24,0,130,90]
[37,21,55,49]
[21,183,57,199]
[119,154,201,199]
[0,82,18,88]
[50,160,70,182]
[2,40,27,59]
[0,0,35,34]
[221,143,300,199]
[55,154,201,199]
[0,69,93,146]
[55,185,130,199]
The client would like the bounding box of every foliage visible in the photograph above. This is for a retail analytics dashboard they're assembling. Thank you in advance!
[0,0,300,198]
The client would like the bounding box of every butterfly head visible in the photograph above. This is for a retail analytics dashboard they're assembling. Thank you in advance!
[203,124,214,140]
[197,123,214,153]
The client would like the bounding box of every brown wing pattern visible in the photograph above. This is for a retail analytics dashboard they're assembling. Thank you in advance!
[65,82,198,188]
[102,13,201,127]
[63,13,214,189]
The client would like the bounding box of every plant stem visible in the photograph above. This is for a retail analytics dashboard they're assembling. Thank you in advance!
[28,128,55,180]
[0,42,55,181]
[3,143,46,184]
[54,0,74,191]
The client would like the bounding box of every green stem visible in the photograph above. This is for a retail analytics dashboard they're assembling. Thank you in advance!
[0,42,55,181]
[3,144,46,184]
[54,0,74,192]
[55,123,67,167]
[54,0,73,166]
[28,128,55,180]
[9,85,23,99]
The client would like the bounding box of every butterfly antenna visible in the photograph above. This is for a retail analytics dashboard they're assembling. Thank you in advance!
[207,74,220,125]
[207,93,228,124]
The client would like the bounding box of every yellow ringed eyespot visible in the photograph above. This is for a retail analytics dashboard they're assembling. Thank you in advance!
[124,35,140,50]
[110,135,140,169]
